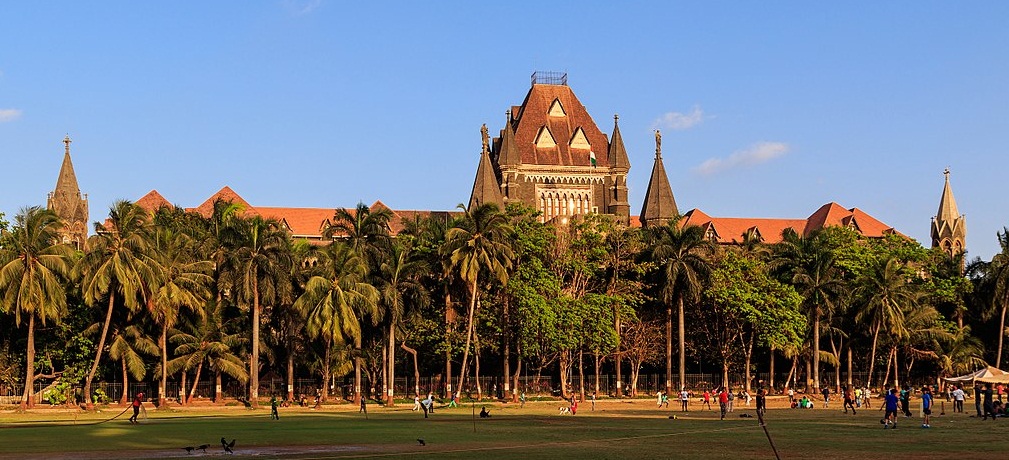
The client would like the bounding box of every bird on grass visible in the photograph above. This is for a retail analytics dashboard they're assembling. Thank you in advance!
[182,446,195,454]
[417,438,426,446]
[196,444,210,453]
[221,437,236,454]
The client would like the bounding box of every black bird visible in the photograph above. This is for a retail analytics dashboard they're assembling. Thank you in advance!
[182,446,195,454]
[197,444,210,453]
[221,438,236,454]
[417,438,426,446]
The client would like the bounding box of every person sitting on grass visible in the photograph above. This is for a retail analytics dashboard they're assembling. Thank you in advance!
[480,406,491,418]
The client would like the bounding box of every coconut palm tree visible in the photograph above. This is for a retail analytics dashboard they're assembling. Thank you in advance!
[149,227,213,407]
[854,256,918,388]
[645,218,713,394]
[773,229,843,393]
[442,203,514,400]
[107,323,158,405]
[324,202,392,266]
[0,207,74,410]
[168,300,249,403]
[969,229,1009,367]
[76,200,155,410]
[378,240,428,404]
[226,216,291,407]
[295,242,378,402]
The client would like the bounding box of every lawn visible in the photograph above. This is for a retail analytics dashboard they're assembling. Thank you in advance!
[0,398,1005,459]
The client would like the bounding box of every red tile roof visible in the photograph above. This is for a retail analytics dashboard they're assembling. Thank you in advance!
[511,84,611,167]
[135,190,173,211]
[679,202,900,244]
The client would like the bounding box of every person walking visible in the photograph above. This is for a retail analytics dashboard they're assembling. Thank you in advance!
[128,392,144,424]
[679,388,689,412]
[952,385,965,413]
[756,388,766,418]
[982,382,996,421]
[702,390,712,410]
[718,387,729,420]
[727,388,735,413]
[821,386,830,408]
[787,387,795,405]
[591,391,596,411]
[843,386,857,415]
[412,395,421,411]
[899,386,912,417]
[974,382,983,417]
[519,392,526,408]
[921,386,933,428]
[270,395,280,420]
[884,388,899,429]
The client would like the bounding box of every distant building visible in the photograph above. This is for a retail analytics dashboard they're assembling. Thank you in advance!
[470,72,631,225]
[931,168,966,258]
[47,135,89,249]
[678,203,901,244]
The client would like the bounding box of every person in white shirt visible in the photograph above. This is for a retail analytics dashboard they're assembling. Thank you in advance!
[952,385,966,413]
[679,389,689,411]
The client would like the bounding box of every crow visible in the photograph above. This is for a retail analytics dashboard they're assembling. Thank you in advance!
[417,438,426,446]
[182,446,195,454]
[197,444,210,453]
[221,437,236,454]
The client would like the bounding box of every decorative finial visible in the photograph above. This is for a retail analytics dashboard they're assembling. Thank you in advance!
[944,167,950,178]
[63,134,72,154]
[654,129,662,158]
[614,113,619,124]
[481,124,489,154]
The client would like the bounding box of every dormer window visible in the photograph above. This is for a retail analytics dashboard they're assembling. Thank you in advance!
[569,127,590,150]
[548,98,566,117]
[535,126,556,148]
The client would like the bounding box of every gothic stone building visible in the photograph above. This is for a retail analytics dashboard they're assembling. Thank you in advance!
[47,135,89,249]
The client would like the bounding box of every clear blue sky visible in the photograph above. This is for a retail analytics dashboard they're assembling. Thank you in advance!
[1,1,1006,259]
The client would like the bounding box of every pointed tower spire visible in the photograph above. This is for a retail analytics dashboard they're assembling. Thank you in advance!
[498,110,521,166]
[607,114,630,170]
[47,135,89,249]
[931,168,966,257]
[468,124,504,210]
[640,129,678,227]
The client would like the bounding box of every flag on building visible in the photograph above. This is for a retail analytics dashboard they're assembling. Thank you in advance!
[589,150,597,168]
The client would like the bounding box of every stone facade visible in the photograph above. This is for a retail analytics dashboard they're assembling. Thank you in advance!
[47,135,89,249]
[931,168,966,257]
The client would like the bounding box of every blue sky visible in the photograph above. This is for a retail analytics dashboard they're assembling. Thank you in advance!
[1,1,1006,259]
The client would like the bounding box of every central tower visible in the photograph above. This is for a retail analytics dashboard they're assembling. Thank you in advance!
[471,72,630,224]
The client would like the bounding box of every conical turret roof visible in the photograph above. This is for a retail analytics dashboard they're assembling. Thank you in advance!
[469,127,504,211]
[640,132,678,226]
[608,115,630,170]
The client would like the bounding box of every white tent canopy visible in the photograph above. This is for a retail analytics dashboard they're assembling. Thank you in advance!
[944,366,1008,384]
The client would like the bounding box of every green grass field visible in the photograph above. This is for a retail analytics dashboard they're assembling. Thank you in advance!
[0,399,1005,459]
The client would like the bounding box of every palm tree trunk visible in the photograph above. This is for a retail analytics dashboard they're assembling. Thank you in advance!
[387,322,396,405]
[503,296,510,401]
[578,348,586,401]
[188,362,203,404]
[287,344,295,403]
[215,372,222,403]
[512,354,522,401]
[678,297,686,393]
[667,305,673,394]
[21,315,35,410]
[769,349,776,392]
[998,304,1007,368]
[846,347,853,388]
[474,334,482,400]
[444,291,453,399]
[84,294,116,411]
[455,280,479,400]
[785,356,797,391]
[615,310,622,398]
[353,334,363,405]
[813,308,820,392]
[400,343,420,396]
[180,369,187,406]
[250,277,261,408]
[868,322,881,389]
[744,334,754,393]
[159,323,167,408]
[594,351,602,399]
[380,338,387,404]
[322,336,332,401]
[892,347,899,389]
[120,359,128,405]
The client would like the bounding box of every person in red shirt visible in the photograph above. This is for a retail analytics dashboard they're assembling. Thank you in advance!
[702,390,712,410]
[129,392,144,424]
[718,388,729,420]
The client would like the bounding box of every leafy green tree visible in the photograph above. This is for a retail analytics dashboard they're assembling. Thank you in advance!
[442,203,513,400]
[645,218,713,393]
[76,200,155,410]
[0,207,74,409]
[227,216,291,406]
[295,242,378,401]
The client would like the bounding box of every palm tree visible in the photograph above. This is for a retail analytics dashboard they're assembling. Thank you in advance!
[970,229,1009,367]
[227,216,291,407]
[295,242,378,402]
[324,202,392,265]
[149,227,213,407]
[854,256,917,388]
[168,300,249,403]
[0,207,74,410]
[107,323,158,405]
[773,229,843,393]
[645,218,713,394]
[442,203,514,400]
[76,200,155,410]
[378,240,428,404]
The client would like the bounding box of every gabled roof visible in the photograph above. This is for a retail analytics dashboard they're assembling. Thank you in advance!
[679,203,899,244]
[192,186,259,218]
[135,190,173,211]
[508,84,610,167]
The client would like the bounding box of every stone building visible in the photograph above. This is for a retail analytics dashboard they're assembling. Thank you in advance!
[470,72,631,225]
[47,135,89,249]
[931,168,966,257]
